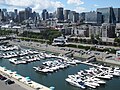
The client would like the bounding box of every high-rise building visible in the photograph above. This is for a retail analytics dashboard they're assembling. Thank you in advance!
[85,11,102,24]
[113,8,120,23]
[0,9,3,21]
[8,12,15,20]
[74,12,79,23]
[68,11,75,22]
[68,11,78,23]
[97,7,116,23]
[14,9,18,22]
[2,9,7,17]
[14,9,17,16]
[79,12,85,22]
[49,13,53,18]
[19,11,25,22]
[25,7,32,20]
[57,7,64,21]
[32,11,37,20]
[2,8,8,21]
[41,9,49,20]
[101,23,116,38]
[64,10,70,21]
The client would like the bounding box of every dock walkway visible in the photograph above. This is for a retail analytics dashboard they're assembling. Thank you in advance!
[0,66,50,90]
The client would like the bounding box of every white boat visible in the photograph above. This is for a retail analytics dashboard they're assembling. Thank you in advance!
[9,58,27,65]
[73,60,81,64]
[50,66,59,71]
[58,64,66,69]
[109,70,120,77]
[33,66,54,73]
[96,73,112,80]
[84,81,96,89]
[90,78,106,85]
[67,60,76,65]
[65,78,86,89]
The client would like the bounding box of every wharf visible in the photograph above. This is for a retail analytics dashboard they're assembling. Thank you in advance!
[9,40,120,66]
[0,66,50,90]
[9,40,88,59]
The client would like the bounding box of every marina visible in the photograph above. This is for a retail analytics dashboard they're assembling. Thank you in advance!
[1,1,120,90]
[0,44,120,90]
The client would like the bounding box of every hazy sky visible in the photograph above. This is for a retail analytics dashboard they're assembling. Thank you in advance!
[0,0,120,13]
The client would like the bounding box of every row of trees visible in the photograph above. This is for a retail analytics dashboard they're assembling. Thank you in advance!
[20,29,62,43]
[68,34,120,47]
[0,29,16,36]
[66,44,116,54]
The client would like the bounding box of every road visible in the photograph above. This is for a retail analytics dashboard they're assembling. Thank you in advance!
[68,42,120,49]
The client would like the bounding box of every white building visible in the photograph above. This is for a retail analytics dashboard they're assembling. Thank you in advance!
[52,36,67,46]
[116,51,120,60]
[115,23,120,37]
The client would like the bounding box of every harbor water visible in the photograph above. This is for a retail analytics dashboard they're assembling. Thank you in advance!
[0,45,120,90]
[0,58,120,90]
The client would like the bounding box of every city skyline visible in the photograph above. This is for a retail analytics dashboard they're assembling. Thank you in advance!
[0,0,120,13]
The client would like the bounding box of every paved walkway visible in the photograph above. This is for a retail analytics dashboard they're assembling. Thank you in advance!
[68,42,120,49]
[0,67,50,90]
[0,80,27,90]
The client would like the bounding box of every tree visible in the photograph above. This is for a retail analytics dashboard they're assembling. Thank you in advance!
[95,34,102,45]
[90,34,95,44]
[114,38,120,46]
[95,35,100,40]
[114,38,120,43]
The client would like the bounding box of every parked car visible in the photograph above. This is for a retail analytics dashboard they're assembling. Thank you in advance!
[0,76,7,80]
[5,79,15,85]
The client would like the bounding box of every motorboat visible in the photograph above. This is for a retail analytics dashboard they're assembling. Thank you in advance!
[65,78,86,89]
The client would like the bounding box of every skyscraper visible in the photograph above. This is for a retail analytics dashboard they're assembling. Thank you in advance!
[74,13,79,23]
[14,9,17,16]
[97,7,116,23]
[8,12,15,20]
[25,7,32,20]
[79,12,85,22]
[57,7,64,21]
[64,10,70,21]
[85,11,102,24]
[14,9,18,22]
[19,11,25,22]
[0,9,3,21]
[2,8,8,21]
[113,8,120,23]
[41,9,49,20]
[68,11,76,23]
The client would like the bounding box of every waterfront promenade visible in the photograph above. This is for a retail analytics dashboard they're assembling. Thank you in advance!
[9,40,91,59]
[0,80,27,90]
[9,40,120,66]
[0,66,50,90]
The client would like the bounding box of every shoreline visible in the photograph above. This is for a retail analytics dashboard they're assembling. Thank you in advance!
[0,66,50,90]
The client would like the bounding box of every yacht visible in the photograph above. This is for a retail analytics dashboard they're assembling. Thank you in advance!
[67,60,76,65]
[9,58,27,65]
[33,66,54,73]
[65,78,86,89]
